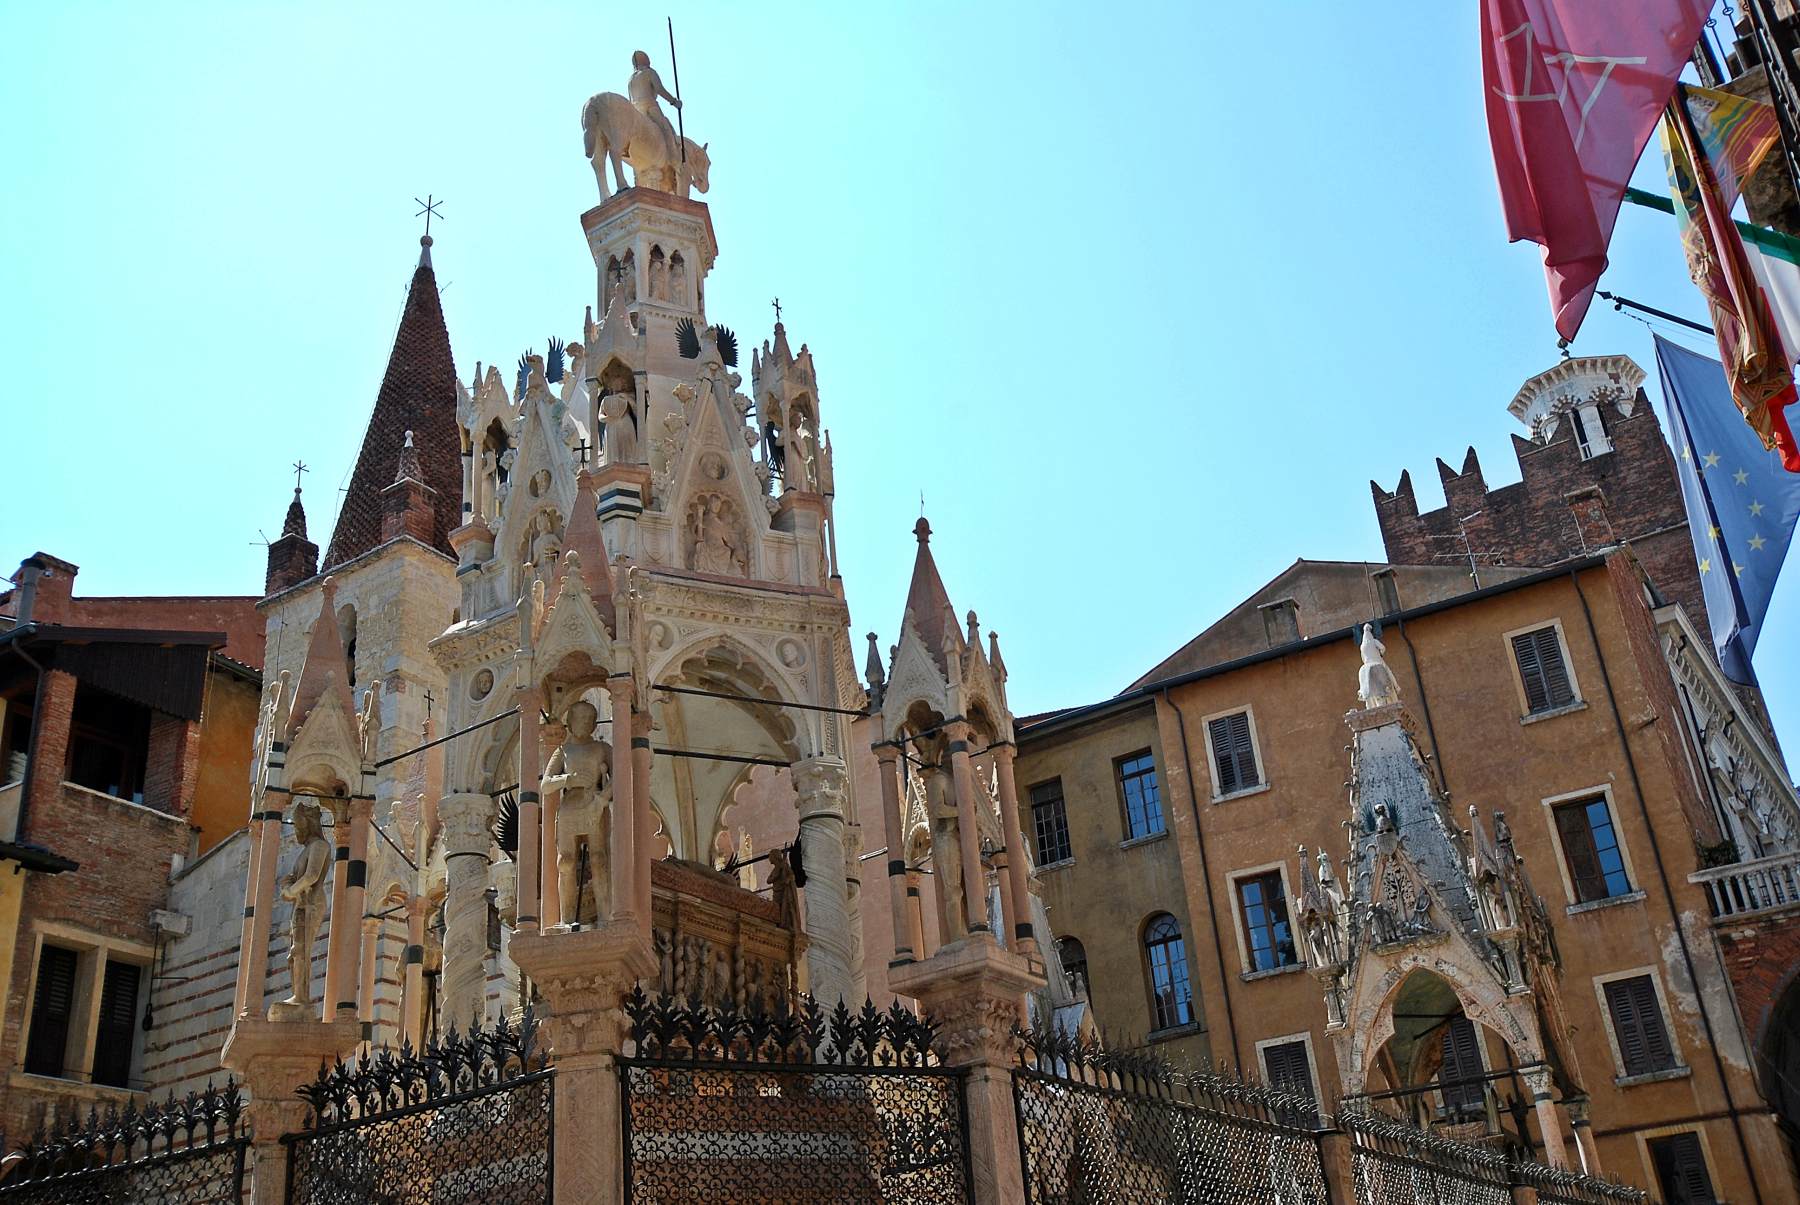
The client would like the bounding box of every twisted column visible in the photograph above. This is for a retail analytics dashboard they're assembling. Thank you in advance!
[874,745,914,964]
[439,791,495,1030]
[792,756,856,1006]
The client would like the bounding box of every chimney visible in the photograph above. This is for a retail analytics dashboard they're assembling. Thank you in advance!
[1259,598,1301,647]
[11,553,77,625]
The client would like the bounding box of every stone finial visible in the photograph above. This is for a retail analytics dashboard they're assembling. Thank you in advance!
[914,516,932,544]
[282,487,308,539]
[864,632,886,694]
[393,430,424,484]
[965,610,981,649]
[988,631,1006,679]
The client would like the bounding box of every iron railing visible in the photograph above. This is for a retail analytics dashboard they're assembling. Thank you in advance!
[620,987,971,1203]
[283,1009,552,1204]
[0,1080,247,1203]
[1012,1024,1329,1203]
[1343,1108,1646,1205]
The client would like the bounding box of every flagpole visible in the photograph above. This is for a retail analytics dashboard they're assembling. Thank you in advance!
[668,17,686,165]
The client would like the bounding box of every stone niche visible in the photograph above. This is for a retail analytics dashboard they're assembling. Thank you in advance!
[649,858,806,1011]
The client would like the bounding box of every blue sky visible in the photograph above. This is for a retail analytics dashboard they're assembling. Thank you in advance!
[2,2,1794,754]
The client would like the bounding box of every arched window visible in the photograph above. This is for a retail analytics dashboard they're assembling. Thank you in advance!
[1143,914,1193,1031]
[1057,936,1088,999]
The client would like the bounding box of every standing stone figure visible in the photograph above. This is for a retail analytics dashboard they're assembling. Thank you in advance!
[1358,623,1402,708]
[540,700,613,926]
[273,796,332,1018]
[926,767,965,939]
[601,393,640,465]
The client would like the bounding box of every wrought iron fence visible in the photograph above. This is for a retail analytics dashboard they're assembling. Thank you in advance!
[1343,1108,1513,1205]
[1012,1025,1329,1203]
[1512,1157,1649,1205]
[0,1080,248,1203]
[620,987,971,1203]
[283,1009,552,1204]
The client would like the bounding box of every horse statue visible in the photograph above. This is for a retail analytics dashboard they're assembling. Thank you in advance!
[582,91,711,201]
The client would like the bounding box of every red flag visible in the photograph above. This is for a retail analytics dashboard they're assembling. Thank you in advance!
[1482,0,1710,340]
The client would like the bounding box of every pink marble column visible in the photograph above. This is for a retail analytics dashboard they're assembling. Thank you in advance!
[236,790,286,1018]
[991,742,1037,955]
[874,745,914,964]
[605,677,638,926]
[516,688,543,931]
[320,799,353,1022]
[944,722,989,936]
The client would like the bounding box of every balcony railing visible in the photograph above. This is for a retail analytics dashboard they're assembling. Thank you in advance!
[1691,850,1800,919]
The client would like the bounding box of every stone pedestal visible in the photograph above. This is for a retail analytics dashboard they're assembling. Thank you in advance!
[890,934,1043,1205]
[510,922,656,1205]
[220,1015,362,1205]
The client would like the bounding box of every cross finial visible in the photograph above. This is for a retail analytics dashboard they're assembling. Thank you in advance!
[292,460,309,491]
[424,688,435,721]
[771,296,782,323]
[575,438,592,466]
[414,194,444,240]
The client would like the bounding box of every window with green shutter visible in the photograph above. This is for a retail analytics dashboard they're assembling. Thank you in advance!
[1604,975,1677,1076]
[1207,711,1261,796]
[1511,626,1577,714]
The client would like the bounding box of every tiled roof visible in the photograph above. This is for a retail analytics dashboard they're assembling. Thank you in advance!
[323,240,461,568]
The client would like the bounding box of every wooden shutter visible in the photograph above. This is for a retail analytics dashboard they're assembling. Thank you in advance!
[1440,1018,1484,1112]
[1262,1041,1315,1103]
[23,945,78,1077]
[91,961,141,1089]
[1554,802,1606,903]
[1209,712,1259,795]
[1650,1132,1717,1203]
[1513,628,1574,713]
[1605,976,1675,1075]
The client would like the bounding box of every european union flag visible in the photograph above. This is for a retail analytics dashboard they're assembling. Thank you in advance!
[1655,336,1800,685]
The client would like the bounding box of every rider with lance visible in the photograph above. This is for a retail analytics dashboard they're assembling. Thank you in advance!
[629,50,682,165]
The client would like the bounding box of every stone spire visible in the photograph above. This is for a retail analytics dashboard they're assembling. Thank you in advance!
[266,486,320,596]
[323,238,462,570]
[380,430,439,544]
[900,516,959,673]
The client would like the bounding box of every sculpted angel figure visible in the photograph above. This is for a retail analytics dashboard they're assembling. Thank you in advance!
[540,700,613,925]
[276,797,332,1014]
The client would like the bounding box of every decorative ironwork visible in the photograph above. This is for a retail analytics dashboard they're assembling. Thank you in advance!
[284,1009,552,1204]
[1512,1159,1648,1205]
[622,989,971,1203]
[0,1080,247,1203]
[1013,1024,1328,1202]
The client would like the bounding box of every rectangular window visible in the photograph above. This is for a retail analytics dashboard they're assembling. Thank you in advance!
[1554,797,1631,902]
[1116,751,1164,839]
[1261,1040,1316,1105]
[1439,1017,1485,1116]
[1030,779,1072,866]
[91,960,142,1089]
[1208,711,1261,796]
[1511,627,1576,714]
[1236,872,1297,973]
[1648,1132,1717,1204]
[23,944,78,1078]
[1604,975,1677,1076]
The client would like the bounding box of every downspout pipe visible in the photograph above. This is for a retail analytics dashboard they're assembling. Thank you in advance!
[1161,687,1242,1070]
[1570,567,1765,1205]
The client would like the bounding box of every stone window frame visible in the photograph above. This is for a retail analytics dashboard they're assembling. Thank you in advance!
[1225,859,1301,979]
[1538,783,1643,914]
[1592,965,1689,1086]
[15,921,155,1095]
[1113,747,1166,841]
[1633,1124,1721,1202]
[1501,618,1587,723]
[1253,1030,1324,1108]
[1200,705,1270,803]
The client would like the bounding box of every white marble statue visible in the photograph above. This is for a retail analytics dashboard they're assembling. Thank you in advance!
[601,393,640,465]
[581,53,712,199]
[1358,623,1402,708]
[540,700,613,926]
[273,796,332,1017]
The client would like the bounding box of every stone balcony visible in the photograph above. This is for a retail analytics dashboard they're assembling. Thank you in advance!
[1691,851,1800,921]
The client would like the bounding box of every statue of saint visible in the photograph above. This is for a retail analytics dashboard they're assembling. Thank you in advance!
[273,797,332,1017]
[540,700,613,926]
[926,767,966,939]
[1357,623,1402,709]
[694,499,743,576]
[601,393,639,465]
[768,843,802,933]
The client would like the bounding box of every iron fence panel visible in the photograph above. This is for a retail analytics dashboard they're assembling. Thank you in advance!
[1343,1109,1513,1205]
[283,1010,552,1205]
[0,1080,248,1204]
[1512,1158,1650,1205]
[621,988,971,1204]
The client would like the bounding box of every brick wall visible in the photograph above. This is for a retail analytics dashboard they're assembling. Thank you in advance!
[1373,400,1703,624]
[144,713,201,816]
[1716,913,1800,1059]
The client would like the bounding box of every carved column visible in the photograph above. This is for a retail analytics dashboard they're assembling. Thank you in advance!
[510,925,656,1205]
[235,787,286,1018]
[890,939,1043,1205]
[517,688,543,931]
[334,796,374,1019]
[906,866,930,959]
[1567,1096,1601,1176]
[844,821,867,997]
[357,912,380,1033]
[874,745,915,964]
[1522,1065,1571,1170]
[439,791,495,1030]
[990,742,1036,954]
[402,895,427,1048]
[943,722,989,936]
[605,677,639,925]
[321,799,353,1022]
[632,707,654,926]
[792,756,856,1006]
